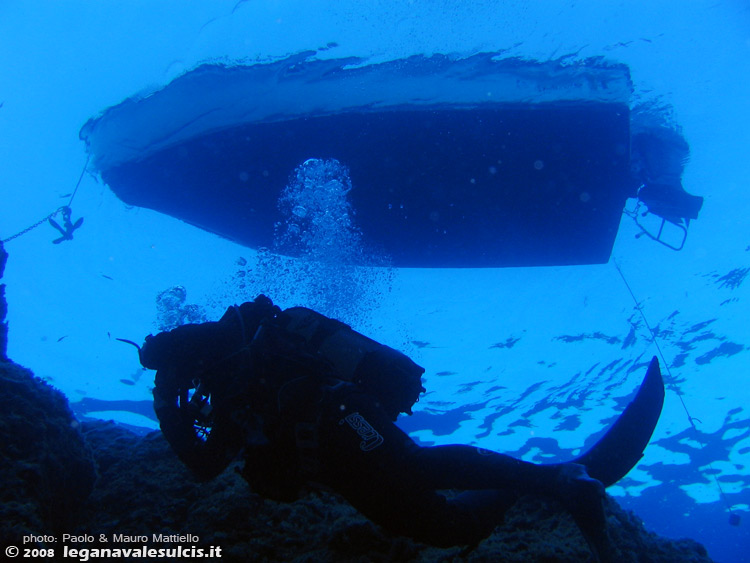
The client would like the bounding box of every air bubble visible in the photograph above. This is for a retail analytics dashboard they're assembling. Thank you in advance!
[266,157,392,323]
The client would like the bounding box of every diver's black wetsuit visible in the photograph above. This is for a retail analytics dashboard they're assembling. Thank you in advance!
[279,380,588,547]
[140,295,659,555]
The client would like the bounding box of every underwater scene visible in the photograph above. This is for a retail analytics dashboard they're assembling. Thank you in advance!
[1,1,748,562]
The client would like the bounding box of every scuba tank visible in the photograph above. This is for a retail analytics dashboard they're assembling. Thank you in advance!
[265,307,426,419]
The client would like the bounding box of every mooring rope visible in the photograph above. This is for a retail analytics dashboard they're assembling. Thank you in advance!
[614,258,739,526]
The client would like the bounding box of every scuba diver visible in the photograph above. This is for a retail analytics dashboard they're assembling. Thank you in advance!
[138,295,664,560]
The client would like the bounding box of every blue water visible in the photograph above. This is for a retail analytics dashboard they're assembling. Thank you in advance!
[1,1,748,561]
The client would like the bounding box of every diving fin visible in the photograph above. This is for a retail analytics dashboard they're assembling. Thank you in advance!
[573,356,664,487]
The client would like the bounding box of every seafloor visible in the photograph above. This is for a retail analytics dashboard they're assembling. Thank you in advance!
[0,242,714,562]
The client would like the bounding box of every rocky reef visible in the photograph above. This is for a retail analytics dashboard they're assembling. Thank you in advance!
[0,246,714,562]
[0,368,716,563]
[70,419,712,563]
[0,361,97,545]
